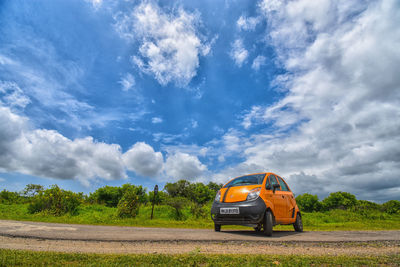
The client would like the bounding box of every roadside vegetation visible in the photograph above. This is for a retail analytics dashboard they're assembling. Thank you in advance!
[1,249,399,266]
[0,181,399,230]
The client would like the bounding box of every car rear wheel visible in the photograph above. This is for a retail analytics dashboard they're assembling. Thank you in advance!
[263,211,273,236]
[293,213,303,232]
[214,223,221,232]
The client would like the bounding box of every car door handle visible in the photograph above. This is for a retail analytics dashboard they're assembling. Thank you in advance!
[282,195,285,198]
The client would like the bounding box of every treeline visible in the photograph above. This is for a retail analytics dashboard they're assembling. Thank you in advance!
[1,182,399,219]
[0,180,222,219]
[296,192,400,214]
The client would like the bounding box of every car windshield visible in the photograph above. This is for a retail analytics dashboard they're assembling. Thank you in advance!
[224,174,266,188]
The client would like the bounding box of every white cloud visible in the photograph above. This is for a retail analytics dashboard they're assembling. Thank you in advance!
[115,2,209,87]
[0,106,126,186]
[251,55,267,71]
[0,81,31,109]
[0,177,4,182]
[237,15,261,31]
[214,0,400,202]
[119,73,135,91]
[230,39,248,67]
[123,142,164,177]
[165,152,207,180]
[151,117,163,124]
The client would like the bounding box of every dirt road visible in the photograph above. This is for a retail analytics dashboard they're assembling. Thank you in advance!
[1,220,399,255]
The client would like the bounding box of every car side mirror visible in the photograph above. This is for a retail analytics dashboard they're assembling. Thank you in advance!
[272,183,280,193]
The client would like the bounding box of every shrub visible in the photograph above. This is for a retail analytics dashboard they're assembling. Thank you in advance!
[322,191,357,211]
[295,193,322,212]
[27,185,82,216]
[89,184,146,207]
[117,190,140,218]
[190,202,208,218]
[382,200,400,214]
[148,191,168,205]
[165,196,188,220]
[0,190,21,204]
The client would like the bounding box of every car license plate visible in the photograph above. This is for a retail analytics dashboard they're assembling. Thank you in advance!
[220,207,239,214]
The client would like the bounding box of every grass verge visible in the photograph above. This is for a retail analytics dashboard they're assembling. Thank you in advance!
[1,249,399,267]
[0,203,399,231]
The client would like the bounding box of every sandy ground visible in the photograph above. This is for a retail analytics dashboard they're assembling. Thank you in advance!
[1,236,399,255]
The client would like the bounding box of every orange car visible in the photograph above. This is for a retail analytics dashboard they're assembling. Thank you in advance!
[211,172,303,236]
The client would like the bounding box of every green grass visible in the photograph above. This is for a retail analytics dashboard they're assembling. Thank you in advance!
[1,249,399,266]
[0,203,399,231]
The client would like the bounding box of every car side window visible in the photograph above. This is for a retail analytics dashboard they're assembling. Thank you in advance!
[269,174,279,189]
[277,176,290,191]
[265,177,271,189]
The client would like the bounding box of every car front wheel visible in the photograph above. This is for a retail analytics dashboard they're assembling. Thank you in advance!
[214,223,221,232]
[263,211,273,236]
[293,213,303,232]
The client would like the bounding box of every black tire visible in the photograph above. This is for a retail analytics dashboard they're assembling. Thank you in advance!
[214,223,221,232]
[263,210,273,236]
[254,225,262,232]
[293,213,303,232]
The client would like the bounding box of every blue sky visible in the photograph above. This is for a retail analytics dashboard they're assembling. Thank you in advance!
[1,0,399,202]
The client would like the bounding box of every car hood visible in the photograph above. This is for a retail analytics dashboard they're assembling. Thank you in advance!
[219,185,261,203]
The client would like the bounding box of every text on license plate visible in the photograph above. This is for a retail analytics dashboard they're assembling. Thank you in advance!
[220,207,239,214]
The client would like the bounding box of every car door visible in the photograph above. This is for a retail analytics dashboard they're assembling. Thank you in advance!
[268,174,287,220]
[276,176,295,219]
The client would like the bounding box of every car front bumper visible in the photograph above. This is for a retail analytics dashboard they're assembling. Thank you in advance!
[211,197,266,226]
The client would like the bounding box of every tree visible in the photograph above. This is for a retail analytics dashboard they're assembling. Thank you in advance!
[382,200,400,214]
[23,184,44,198]
[117,190,140,218]
[206,182,223,193]
[295,193,322,212]
[322,191,357,210]
[190,183,213,205]
[164,180,192,198]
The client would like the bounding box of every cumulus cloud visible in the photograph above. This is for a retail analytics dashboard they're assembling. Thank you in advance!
[0,105,209,184]
[0,106,126,186]
[230,39,248,67]
[115,2,210,87]
[165,152,207,180]
[123,142,164,177]
[215,0,400,202]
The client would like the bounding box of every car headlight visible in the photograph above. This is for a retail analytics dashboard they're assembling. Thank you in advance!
[214,190,221,202]
[246,187,261,201]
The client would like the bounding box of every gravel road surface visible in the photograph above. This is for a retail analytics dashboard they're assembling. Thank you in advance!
[1,220,399,255]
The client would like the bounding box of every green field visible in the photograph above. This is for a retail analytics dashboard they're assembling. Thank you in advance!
[1,203,399,231]
[1,249,399,266]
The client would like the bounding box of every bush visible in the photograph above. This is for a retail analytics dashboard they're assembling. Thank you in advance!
[0,190,21,204]
[296,193,322,212]
[27,185,82,216]
[190,202,208,218]
[89,184,147,207]
[117,190,140,218]
[165,196,188,220]
[322,191,357,211]
[382,200,400,214]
